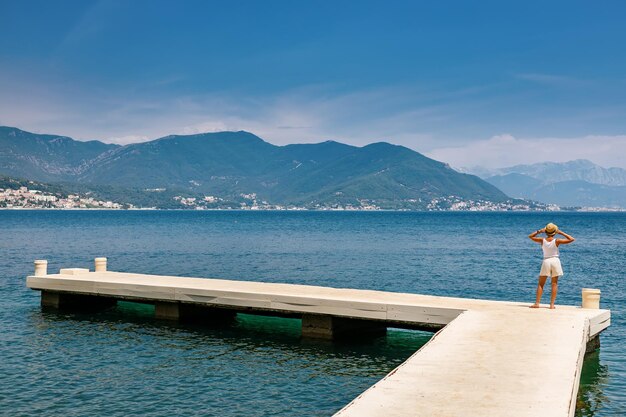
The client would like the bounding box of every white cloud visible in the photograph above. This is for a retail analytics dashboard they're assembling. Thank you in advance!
[180,121,231,135]
[426,134,626,169]
[69,85,449,147]
[2,68,625,170]
[104,134,149,145]
[0,66,470,148]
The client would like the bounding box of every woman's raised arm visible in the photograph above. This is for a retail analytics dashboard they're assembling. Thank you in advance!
[557,230,575,245]
[528,228,544,243]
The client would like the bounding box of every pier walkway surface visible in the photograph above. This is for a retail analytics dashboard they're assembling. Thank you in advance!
[27,267,610,417]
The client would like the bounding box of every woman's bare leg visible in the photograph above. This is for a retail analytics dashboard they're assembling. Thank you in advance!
[550,276,559,309]
[531,276,548,308]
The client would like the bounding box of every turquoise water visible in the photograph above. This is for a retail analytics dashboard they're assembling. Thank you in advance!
[1,211,624,416]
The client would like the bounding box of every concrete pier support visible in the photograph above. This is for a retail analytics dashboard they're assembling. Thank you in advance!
[301,314,387,340]
[586,335,601,354]
[41,290,117,311]
[154,301,181,320]
[155,302,236,324]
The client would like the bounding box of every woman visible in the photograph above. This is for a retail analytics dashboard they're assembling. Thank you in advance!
[528,223,575,309]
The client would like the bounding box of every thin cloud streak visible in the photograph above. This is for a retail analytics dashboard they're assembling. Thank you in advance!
[0,72,461,148]
[53,0,120,57]
[514,73,592,88]
[2,69,626,168]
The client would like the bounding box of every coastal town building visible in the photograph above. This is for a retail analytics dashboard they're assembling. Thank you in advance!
[0,185,566,212]
[0,186,125,209]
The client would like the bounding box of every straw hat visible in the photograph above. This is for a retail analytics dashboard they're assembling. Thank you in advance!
[545,223,558,236]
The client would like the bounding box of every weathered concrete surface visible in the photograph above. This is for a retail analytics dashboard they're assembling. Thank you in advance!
[26,271,471,328]
[27,270,610,417]
[335,309,598,417]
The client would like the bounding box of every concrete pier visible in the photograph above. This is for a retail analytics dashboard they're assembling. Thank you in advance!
[26,262,610,417]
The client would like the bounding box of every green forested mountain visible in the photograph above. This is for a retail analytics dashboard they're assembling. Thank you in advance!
[0,126,119,182]
[0,126,507,208]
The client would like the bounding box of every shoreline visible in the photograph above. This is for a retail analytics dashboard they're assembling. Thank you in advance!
[1,207,624,213]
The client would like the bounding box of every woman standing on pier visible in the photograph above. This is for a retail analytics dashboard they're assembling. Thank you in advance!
[528,223,575,309]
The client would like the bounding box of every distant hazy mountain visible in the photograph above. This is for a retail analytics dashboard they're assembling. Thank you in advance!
[0,126,506,208]
[531,181,626,208]
[475,160,626,208]
[496,160,626,186]
[467,159,626,186]
[487,174,626,207]
[486,173,542,199]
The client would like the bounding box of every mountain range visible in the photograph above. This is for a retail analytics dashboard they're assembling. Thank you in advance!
[467,160,626,208]
[0,126,506,209]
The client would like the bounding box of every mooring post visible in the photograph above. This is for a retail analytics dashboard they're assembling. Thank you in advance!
[581,289,602,353]
[95,257,107,272]
[34,260,47,276]
[582,288,601,309]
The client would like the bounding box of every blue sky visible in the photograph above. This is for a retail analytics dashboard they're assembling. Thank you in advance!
[1,0,626,168]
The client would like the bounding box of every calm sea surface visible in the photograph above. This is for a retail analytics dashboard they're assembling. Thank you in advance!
[1,211,624,416]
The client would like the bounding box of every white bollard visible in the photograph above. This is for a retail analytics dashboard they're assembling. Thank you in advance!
[582,288,601,309]
[94,257,107,272]
[34,260,48,276]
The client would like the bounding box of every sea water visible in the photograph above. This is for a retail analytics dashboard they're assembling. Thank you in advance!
[0,211,624,416]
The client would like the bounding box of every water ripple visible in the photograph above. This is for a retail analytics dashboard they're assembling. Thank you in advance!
[1,211,624,416]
